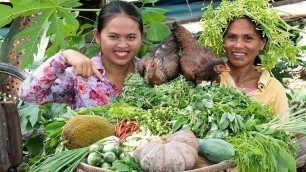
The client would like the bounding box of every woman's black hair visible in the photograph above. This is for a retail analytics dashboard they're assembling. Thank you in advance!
[224,16,268,66]
[246,16,266,66]
[97,1,143,35]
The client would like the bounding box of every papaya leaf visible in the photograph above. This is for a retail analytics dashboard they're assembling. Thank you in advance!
[34,21,50,61]
[57,10,79,31]
[14,9,54,68]
[47,12,69,49]
[0,0,56,27]
[0,0,82,68]
[0,5,17,27]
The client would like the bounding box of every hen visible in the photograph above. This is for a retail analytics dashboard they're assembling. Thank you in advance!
[137,32,180,86]
[173,22,228,85]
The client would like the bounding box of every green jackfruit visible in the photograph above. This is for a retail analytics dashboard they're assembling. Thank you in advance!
[62,115,114,149]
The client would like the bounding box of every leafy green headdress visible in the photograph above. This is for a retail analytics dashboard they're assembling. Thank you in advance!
[199,0,301,70]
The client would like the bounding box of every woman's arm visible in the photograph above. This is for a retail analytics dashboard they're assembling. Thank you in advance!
[62,50,103,81]
[18,50,75,104]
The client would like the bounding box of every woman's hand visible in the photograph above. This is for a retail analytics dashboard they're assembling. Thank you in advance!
[62,49,104,81]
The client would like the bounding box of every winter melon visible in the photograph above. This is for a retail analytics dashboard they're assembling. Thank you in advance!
[198,138,235,163]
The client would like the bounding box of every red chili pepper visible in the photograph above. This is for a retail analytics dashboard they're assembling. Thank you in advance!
[114,118,140,142]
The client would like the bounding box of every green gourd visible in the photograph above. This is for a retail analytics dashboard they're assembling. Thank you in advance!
[198,138,235,163]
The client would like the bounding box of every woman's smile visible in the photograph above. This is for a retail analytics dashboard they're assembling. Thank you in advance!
[114,50,130,59]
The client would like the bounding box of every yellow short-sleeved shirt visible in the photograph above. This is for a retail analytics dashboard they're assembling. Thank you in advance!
[220,69,289,121]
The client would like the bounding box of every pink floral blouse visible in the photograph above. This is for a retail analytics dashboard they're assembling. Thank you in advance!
[18,51,138,109]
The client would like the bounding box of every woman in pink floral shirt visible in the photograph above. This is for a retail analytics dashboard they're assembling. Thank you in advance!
[18,1,143,109]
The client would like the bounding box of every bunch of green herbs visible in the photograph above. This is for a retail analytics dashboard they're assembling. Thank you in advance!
[226,131,296,172]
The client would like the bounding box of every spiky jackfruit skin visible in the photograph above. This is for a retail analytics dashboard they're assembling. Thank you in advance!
[62,115,114,149]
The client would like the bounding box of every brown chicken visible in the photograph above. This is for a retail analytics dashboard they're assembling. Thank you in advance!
[172,21,228,85]
[137,32,180,86]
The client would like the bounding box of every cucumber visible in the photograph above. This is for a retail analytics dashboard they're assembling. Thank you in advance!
[198,138,235,163]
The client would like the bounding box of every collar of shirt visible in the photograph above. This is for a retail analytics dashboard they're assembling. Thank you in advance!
[256,67,271,91]
[221,65,271,92]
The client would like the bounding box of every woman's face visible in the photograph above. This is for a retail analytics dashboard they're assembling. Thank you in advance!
[223,18,266,68]
[94,14,142,67]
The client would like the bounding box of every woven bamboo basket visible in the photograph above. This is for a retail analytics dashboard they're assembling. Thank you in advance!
[77,155,235,172]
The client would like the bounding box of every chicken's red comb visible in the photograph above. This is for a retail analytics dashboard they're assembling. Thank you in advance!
[146,60,156,68]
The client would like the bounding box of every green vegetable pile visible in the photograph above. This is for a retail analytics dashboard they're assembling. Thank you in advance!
[30,73,306,171]
[75,73,306,171]
[199,0,303,70]
[77,73,272,138]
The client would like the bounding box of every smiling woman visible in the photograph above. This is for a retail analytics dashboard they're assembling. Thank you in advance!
[220,17,289,119]
[18,1,144,109]
[199,0,296,120]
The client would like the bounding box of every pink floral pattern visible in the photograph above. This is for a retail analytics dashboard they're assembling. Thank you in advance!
[18,51,138,109]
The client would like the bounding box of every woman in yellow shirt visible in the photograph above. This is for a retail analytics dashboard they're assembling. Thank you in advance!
[199,0,302,121]
[219,16,289,120]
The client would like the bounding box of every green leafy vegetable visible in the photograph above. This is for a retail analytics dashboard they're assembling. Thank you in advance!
[227,132,296,172]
